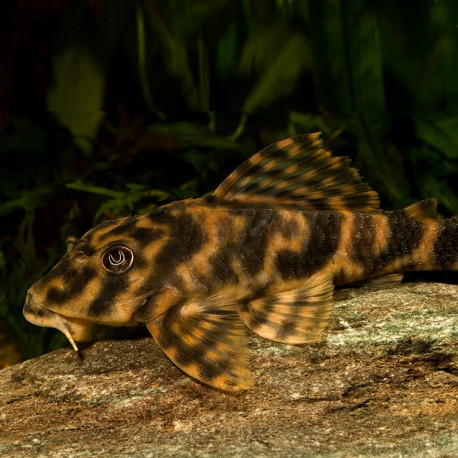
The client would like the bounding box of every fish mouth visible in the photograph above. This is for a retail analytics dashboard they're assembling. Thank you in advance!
[23,291,93,351]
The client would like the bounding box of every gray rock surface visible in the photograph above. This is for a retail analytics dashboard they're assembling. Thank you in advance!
[1,282,457,457]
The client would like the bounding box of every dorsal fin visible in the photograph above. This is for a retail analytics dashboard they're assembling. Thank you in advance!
[403,198,438,221]
[213,133,380,211]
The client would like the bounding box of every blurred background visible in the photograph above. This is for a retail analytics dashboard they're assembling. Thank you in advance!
[1,0,458,368]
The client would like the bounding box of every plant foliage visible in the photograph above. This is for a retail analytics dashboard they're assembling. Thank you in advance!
[1,0,458,365]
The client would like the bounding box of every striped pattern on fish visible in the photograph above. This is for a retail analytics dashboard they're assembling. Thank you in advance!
[23,133,458,390]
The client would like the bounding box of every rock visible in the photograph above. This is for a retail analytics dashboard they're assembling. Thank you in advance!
[1,282,457,457]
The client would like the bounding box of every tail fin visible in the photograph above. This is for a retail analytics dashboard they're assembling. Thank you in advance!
[433,216,458,271]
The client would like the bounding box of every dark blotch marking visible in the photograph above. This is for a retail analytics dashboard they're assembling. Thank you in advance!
[433,216,458,270]
[146,207,180,227]
[98,218,137,239]
[244,296,276,330]
[208,251,239,286]
[349,213,377,271]
[174,348,194,368]
[128,227,165,244]
[275,318,298,341]
[152,316,175,351]
[275,211,343,280]
[84,219,122,245]
[198,356,237,383]
[97,218,165,243]
[45,265,98,307]
[232,209,273,278]
[154,212,206,268]
[372,210,426,273]
[40,255,77,285]
[87,276,129,317]
[137,211,207,310]
[204,218,240,286]
[275,250,303,279]
[198,365,218,382]
[302,212,343,273]
[249,310,268,329]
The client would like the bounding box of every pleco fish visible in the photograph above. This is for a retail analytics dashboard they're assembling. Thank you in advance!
[23,133,458,390]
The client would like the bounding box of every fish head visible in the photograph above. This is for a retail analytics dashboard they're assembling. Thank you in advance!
[23,213,169,350]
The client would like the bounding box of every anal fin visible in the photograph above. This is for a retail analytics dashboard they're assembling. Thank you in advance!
[239,272,334,344]
[147,292,252,391]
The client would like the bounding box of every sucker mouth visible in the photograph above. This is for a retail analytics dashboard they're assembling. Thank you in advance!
[23,293,93,351]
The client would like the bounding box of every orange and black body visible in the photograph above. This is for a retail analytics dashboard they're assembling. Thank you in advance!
[24,134,458,390]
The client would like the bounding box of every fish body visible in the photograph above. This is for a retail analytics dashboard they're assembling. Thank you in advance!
[24,133,458,390]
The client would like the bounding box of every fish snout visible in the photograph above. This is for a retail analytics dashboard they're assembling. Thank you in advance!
[23,287,46,325]
[23,286,93,351]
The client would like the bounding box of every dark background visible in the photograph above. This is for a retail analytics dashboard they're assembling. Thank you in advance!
[1,0,458,367]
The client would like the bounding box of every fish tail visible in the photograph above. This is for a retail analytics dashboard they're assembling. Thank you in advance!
[430,215,458,271]
[352,200,458,277]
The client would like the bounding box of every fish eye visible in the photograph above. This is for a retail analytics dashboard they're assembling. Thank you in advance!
[101,246,134,274]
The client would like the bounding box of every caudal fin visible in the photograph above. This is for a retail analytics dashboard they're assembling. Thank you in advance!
[433,216,458,271]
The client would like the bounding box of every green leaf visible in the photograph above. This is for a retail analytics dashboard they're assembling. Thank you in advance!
[307,0,385,112]
[423,176,458,215]
[414,114,458,159]
[355,137,409,206]
[216,21,239,79]
[46,44,105,155]
[430,2,458,107]
[136,3,161,115]
[180,150,212,175]
[305,2,405,200]
[241,32,310,111]
[146,10,198,109]
[149,122,239,149]
[66,180,125,199]
[0,187,52,216]
[288,112,334,137]
[374,0,458,110]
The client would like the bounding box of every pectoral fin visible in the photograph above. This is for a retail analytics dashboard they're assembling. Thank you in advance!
[146,294,252,391]
[239,272,334,344]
